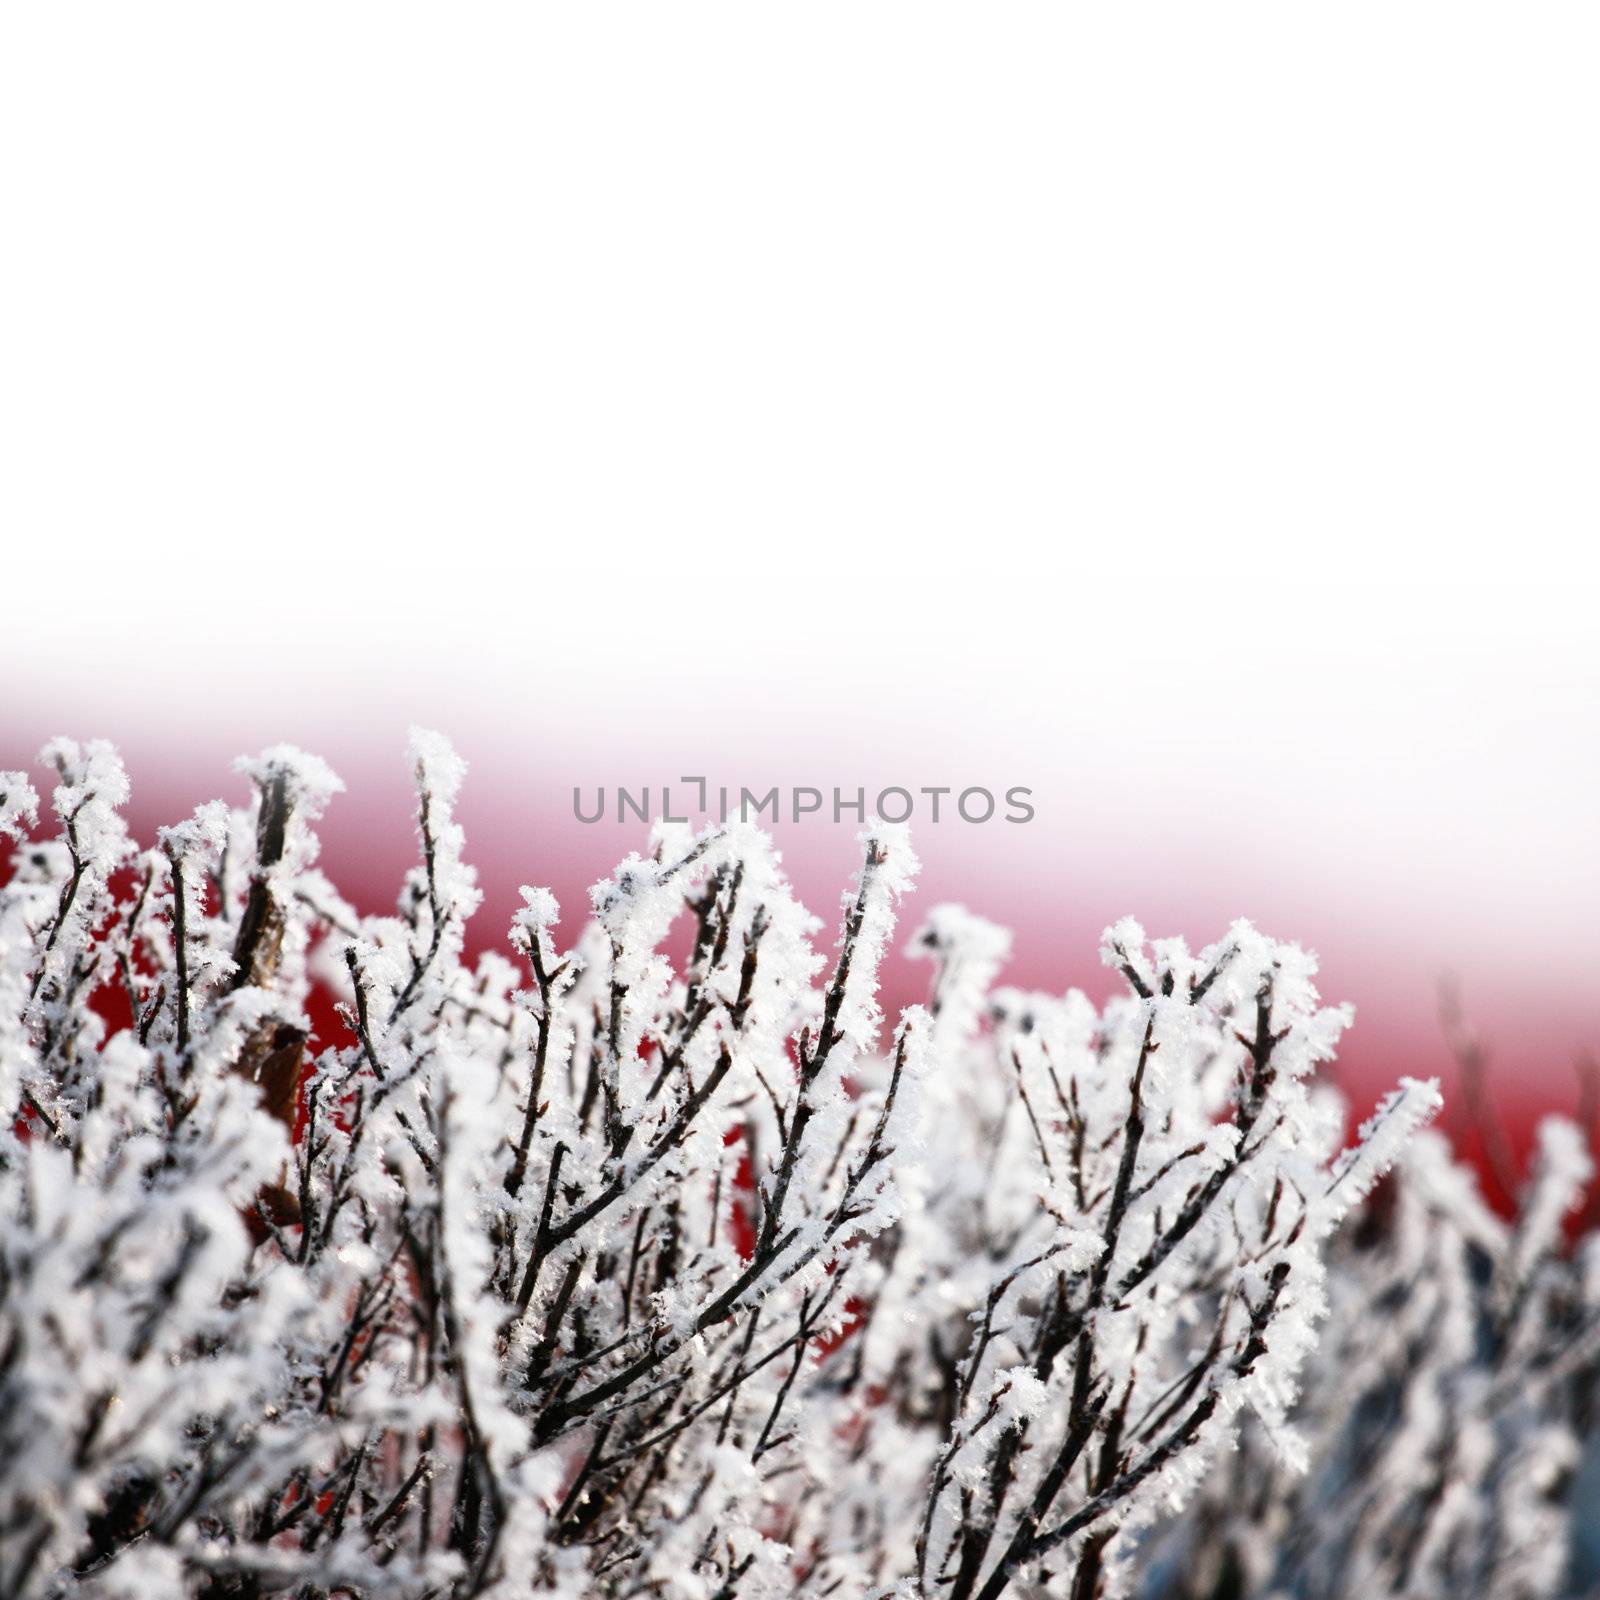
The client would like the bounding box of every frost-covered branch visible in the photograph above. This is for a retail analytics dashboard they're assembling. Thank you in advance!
[4,733,1571,1600]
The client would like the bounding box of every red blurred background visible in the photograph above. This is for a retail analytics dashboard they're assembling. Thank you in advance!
[7,705,1591,1218]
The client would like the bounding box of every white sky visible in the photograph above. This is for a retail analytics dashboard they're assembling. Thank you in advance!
[2,5,1596,961]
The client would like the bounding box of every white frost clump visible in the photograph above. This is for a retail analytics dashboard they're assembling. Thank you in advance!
[1139,1094,1600,1600]
[0,731,1580,1600]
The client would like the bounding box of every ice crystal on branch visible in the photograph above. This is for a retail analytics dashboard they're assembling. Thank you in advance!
[0,732,1581,1599]
[1141,1109,1600,1600]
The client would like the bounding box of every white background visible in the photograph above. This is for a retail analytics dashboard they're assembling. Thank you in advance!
[2,7,1596,1012]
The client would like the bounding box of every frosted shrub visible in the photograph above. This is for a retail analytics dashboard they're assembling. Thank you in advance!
[1142,1073,1600,1600]
[0,733,1577,1599]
